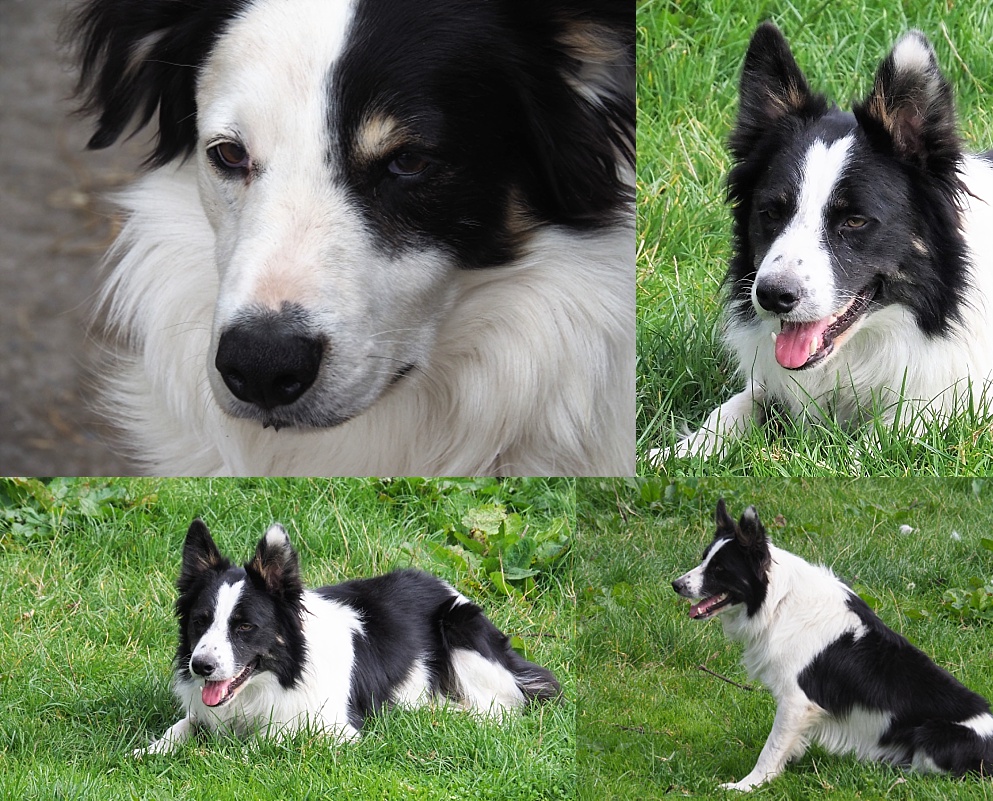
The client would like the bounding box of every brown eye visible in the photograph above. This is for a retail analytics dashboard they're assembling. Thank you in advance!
[844,216,868,229]
[209,141,250,172]
[387,152,430,177]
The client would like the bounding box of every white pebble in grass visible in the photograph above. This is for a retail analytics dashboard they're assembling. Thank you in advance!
[899,525,914,535]
[951,530,962,541]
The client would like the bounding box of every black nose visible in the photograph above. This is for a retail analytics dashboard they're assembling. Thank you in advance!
[191,655,217,677]
[215,313,324,409]
[755,277,801,315]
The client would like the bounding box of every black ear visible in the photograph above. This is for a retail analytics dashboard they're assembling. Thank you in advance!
[853,30,960,171]
[730,22,826,161]
[178,519,230,592]
[68,0,246,167]
[715,498,737,535]
[519,6,634,225]
[246,524,304,601]
[737,506,767,549]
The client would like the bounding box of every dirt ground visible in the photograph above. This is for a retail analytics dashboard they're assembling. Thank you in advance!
[1,0,140,475]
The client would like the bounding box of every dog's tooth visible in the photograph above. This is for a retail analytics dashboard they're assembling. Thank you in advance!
[809,337,818,356]
[770,331,778,345]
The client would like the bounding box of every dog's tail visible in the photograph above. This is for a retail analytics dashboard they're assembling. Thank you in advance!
[436,597,561,713]
[911,718,993,776]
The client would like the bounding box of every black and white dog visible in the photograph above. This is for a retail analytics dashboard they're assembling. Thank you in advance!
[135,520,560,755]
[672,499,993,791]
[71,0,634,476]
[672,24,993,458]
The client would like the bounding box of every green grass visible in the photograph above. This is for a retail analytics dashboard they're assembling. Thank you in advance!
[577,477,993,799]
[0,478,575,800]
[637,0,993,474]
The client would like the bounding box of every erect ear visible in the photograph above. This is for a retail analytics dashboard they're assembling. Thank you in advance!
[246,524,303,600]
[178,519,229,590]
[730,22,825,161]
[737,506,767,549]
[715,498,737,535]
[854,30,959,169]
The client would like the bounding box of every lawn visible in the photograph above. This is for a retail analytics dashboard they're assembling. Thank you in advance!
[577,477,993,799]
[0,477,575,800]
[637,0,993,474]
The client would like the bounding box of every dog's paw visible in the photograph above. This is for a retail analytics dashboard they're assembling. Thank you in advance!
[719,780,757,792]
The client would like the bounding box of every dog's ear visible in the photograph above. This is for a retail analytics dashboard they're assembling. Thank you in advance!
[854,30,960,170]
[737,506,767,549]
[178,519,229,590]
[516,7,634,225]
[67,0,245,167]
[246,524,304,601]
[715,498,737,535]
[730,22,825,161]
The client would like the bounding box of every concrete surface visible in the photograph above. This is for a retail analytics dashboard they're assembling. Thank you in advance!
[1,0,137,475]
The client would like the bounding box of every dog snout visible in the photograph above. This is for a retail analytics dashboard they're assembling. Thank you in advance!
[754,274,802,315]
[215,312,324,410]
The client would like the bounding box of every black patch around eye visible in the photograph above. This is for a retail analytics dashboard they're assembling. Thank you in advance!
[387,152,431,178]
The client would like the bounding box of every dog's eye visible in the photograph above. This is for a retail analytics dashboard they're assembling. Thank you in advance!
[759,205,783,222]
[387,152,430,178]
[208,141,251,173]
[236,623,255,633]
[843,216,868,229]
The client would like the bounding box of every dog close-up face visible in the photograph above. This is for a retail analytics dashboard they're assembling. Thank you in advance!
[195,0,593,429]
[727,24,967,373]
[175,521,303,709]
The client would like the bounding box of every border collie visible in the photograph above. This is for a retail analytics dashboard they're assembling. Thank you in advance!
[135,519,560,755]
[672,499,993,791]
[70,0,635,476]
[670,23,993,458]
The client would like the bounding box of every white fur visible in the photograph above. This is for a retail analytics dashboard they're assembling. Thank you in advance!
[449,648,526,716]
[751,137,853,323]
[94,0,634,477]
[189,581,245,681]
[676,154,993,458]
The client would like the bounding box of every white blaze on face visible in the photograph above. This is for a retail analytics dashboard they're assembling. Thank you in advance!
[753,135,855,323]
[191,580,245,681]
[675,537,731,597]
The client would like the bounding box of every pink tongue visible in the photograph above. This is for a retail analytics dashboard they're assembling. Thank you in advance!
[690,596,719,618]
[202,679,232,707]
[775,319,831,369]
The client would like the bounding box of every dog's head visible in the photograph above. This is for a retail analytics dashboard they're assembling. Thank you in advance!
[175,520,307,707]
[72,0,633,430]
[725,22,968,372]
[672,499,772,619]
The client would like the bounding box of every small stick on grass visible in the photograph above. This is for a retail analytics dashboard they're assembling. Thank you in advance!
[697,664,755,691]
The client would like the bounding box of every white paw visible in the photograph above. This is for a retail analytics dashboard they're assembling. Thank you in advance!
[719,780,757,792]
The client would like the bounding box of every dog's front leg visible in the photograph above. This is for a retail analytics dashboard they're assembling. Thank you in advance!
[133,716,195,756]
[721,697,823,791]
[651,381,766,463]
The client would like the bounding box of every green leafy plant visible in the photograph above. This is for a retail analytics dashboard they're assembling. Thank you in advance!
[423,503,570,597]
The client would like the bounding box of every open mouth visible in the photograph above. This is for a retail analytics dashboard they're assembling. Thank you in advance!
[772,283,878,370]
[200,662,255,708]
[688,592,734,620]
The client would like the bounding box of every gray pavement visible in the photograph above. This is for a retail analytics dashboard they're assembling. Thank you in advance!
[1,0,139,475]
